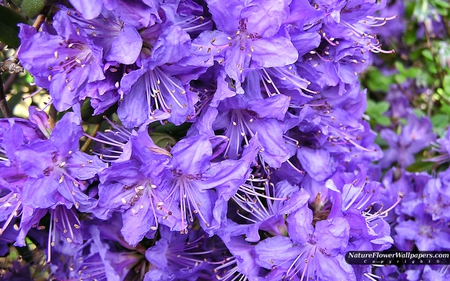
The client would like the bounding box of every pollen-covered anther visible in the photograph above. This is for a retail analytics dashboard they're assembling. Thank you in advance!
[54,51,59,59]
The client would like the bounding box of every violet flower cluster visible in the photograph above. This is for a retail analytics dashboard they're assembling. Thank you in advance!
[364,85,450,281]
[1,0,404,280]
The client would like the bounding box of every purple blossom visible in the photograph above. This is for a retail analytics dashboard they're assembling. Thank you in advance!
[193,0,298,93]
[255,209,355,280]
[18,11,105,111]
[14,113,106,211]
[380,113,436,168]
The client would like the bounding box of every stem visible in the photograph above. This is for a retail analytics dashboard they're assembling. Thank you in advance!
[3,73,19,94]
[81,123,101,152]
[48,105,57,129]
[0,75,11,117]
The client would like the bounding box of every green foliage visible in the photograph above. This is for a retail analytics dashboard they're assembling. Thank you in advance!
[366,100,391,127]
[364,67,394,93]
[10,0,46,18]
[0,6,26,47]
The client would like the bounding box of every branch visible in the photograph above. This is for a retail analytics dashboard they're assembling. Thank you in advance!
[0,75,11,118]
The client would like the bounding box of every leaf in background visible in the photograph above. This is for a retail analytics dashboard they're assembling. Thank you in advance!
[443,75,450,96]
[406,160,435,173]
[0,5,26,47]
[150,132,177,149]
[364,67,394,92]
[20,0,45,18]
[366,100,391,127]
[431,113,449,136]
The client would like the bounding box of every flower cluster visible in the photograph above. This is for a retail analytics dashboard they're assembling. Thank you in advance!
[0,0,406,280]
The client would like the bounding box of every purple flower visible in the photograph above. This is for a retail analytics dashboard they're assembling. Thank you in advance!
[14,113,106,211]
[144,225,211,280]
[95,129,171,245]
[394,211,450,251]
[380,113,436,168]
[157,134,255,233]
[192,71,291,168]
[117,62,198,127]
[212,235,262,280]
[255,208,355,280]
[69,0,160,28]
[65,8,143,65]
[18,11,105,111]
[193,0,298,93]
[219,179,310,242]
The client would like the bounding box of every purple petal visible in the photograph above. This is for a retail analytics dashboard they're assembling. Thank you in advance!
[250,36,298,67]
[149,25,191,67]
[206,0,243,34]
[69,0,104,19]
[240,0,290,37]
[106,24,142,64]
[169,135,212,175]
[66,152,107,180]
[297,146,335,181]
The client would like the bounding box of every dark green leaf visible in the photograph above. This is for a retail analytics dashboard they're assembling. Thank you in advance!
[0,6,27,47]
[431,113,449,129]
[150,132,177,149]
[406,160,435,173]
[443,75,450,95]
[21,0,45,18]
[377,116,391,126]
[0,22,21,47]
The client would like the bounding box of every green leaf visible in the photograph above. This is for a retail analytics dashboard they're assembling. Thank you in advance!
[422,49,433,61]
[394,61,405,73]
[406,160,435,173]
[441,103,450,114]
[394,74,407,84]
[443,75,450,95]
[81,98,117,124]
[0,6,27,47]
[366,100,391,127]
[21,0,45,18]
[404,67,421,78]
[413,109,425,118]
[150,132,177,149]
[364,68,394,92]
[431,113,449,130]
[377,116,391,126]
[433,0,450,15]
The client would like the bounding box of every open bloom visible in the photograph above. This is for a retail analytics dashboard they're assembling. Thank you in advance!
[18,11,104,111]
